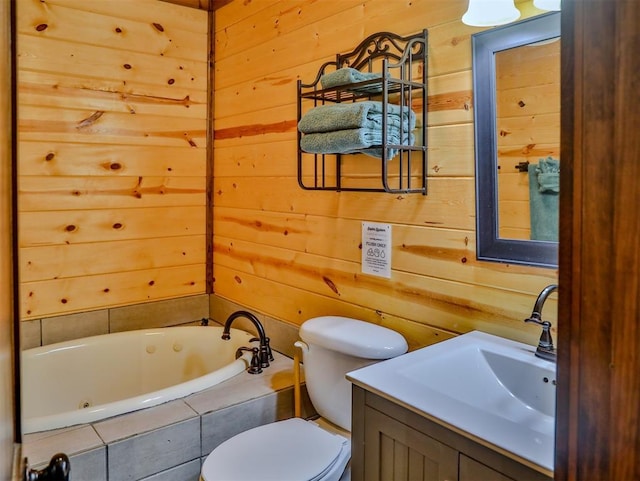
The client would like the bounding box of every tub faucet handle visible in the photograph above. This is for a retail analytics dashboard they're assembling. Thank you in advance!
[248,348,263,374]
[264,336,274,362]
[250,336,274,367]
[235,346,263,374]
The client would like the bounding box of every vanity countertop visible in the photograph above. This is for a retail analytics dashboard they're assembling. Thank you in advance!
[347,331,556,476]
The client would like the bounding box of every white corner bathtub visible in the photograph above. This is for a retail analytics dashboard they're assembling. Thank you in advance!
[21,326,255,434]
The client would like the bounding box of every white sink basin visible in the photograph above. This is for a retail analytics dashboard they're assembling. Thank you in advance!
[347,331,556,472]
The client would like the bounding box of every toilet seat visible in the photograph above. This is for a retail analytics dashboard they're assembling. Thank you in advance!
[201,417,350,481]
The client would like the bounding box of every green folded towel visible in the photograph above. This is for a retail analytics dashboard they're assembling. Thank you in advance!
[536,156,560,193]
[300,127,415,159]
[320,68,381,90]
[528,157,560,242]
[298,101,416,134]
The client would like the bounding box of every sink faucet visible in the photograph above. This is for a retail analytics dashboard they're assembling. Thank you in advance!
[222,310,273,370]
[524,284,558,362]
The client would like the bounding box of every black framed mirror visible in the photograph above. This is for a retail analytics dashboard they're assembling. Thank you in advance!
[473,12,560,268]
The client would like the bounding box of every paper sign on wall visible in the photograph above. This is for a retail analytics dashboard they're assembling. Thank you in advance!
[362,222,391,278]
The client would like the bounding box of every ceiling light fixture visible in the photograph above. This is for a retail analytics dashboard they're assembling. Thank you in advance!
[533,0,561,11]
[462,0,521,27]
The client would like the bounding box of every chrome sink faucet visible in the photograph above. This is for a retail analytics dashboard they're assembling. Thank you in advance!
[524,284,558,362]
[222,310,274,372]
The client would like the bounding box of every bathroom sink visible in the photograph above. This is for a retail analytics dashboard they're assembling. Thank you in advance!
[346,331,556,472]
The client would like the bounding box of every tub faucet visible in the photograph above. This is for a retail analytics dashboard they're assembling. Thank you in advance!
[524,284,558,362]
[222,310,273,369]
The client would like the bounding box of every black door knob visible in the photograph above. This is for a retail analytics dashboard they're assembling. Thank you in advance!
[25,453,70,481]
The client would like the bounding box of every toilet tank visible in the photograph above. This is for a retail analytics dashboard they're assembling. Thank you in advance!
[298,316,407,431]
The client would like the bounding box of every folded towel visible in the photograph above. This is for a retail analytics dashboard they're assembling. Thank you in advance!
[348,140,416,160]
[300,127,415,159]
[320,68,381,90]
[535,156,560,193]
[528,160,559,242]
[298,101,416,134]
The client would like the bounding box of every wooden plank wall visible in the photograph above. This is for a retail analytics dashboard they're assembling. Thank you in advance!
[17,0,209,320]
[161,0,211,10]
[1,0,17,471]
[212,0,558,348]
[496,38,560,240]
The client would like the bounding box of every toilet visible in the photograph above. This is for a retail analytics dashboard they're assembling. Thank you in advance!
[200,315,408,481]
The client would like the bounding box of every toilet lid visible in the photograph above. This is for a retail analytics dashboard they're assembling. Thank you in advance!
[201,418,350,481]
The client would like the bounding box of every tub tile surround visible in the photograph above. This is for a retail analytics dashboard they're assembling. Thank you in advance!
[22,424,104,464]
[21,295,316,479]
[22,294,304,358]
[200,388,295,456]
[189,353,315,454]
[109,295,209,333]
[19,318,42,350]
[42,309,109,346]
[22,425,106,481]
[108,417,201,481]
[92,400,199,445]
[20,294,210,350]
[70,447,108,481]
[139,459,201,481]
[22,352,311,481]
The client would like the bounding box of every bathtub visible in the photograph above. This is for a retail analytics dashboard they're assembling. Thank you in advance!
[21,326,256,434]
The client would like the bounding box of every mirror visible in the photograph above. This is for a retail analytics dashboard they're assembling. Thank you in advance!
[472,12,560,268]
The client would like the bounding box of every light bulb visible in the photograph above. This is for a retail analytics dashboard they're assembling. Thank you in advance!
[462,0,521,27]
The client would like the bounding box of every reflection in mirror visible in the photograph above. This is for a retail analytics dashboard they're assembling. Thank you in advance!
[496,38,560,241]
[473,12,560,268]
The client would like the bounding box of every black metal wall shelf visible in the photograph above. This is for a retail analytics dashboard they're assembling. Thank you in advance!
[297,30,428,194]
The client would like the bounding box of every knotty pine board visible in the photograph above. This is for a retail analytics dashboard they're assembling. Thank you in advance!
[19,71,207,120]
[20,206,206,247]
[19,176,205,211]
[212,0,558,348]
[212,176,476,231]
[19,0,207,62]
[22,264,206,318]
[43,0,208,34]
[212,236,553,330]
[213,206,556,293]
[17,0,208,320]
[19,142,206,177]
[20,235,206,283]
[213,265,457,352]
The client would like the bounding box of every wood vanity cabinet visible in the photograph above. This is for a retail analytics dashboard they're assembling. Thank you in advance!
[351,386,552,481]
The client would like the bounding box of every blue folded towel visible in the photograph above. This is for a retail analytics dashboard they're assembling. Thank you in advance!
[320,68,381,90]
[528,157,560,242]
[298,101,416,134]
[300,127,415,159]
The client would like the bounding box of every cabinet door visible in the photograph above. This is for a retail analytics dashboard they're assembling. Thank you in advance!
[364,407,458,481]
[459,455,515,481]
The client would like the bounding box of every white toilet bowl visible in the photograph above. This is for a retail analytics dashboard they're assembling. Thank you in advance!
[200,417,350,481]
[200,316,407,481]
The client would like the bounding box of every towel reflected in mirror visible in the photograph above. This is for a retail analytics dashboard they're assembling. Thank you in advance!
[529,157,559,242]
